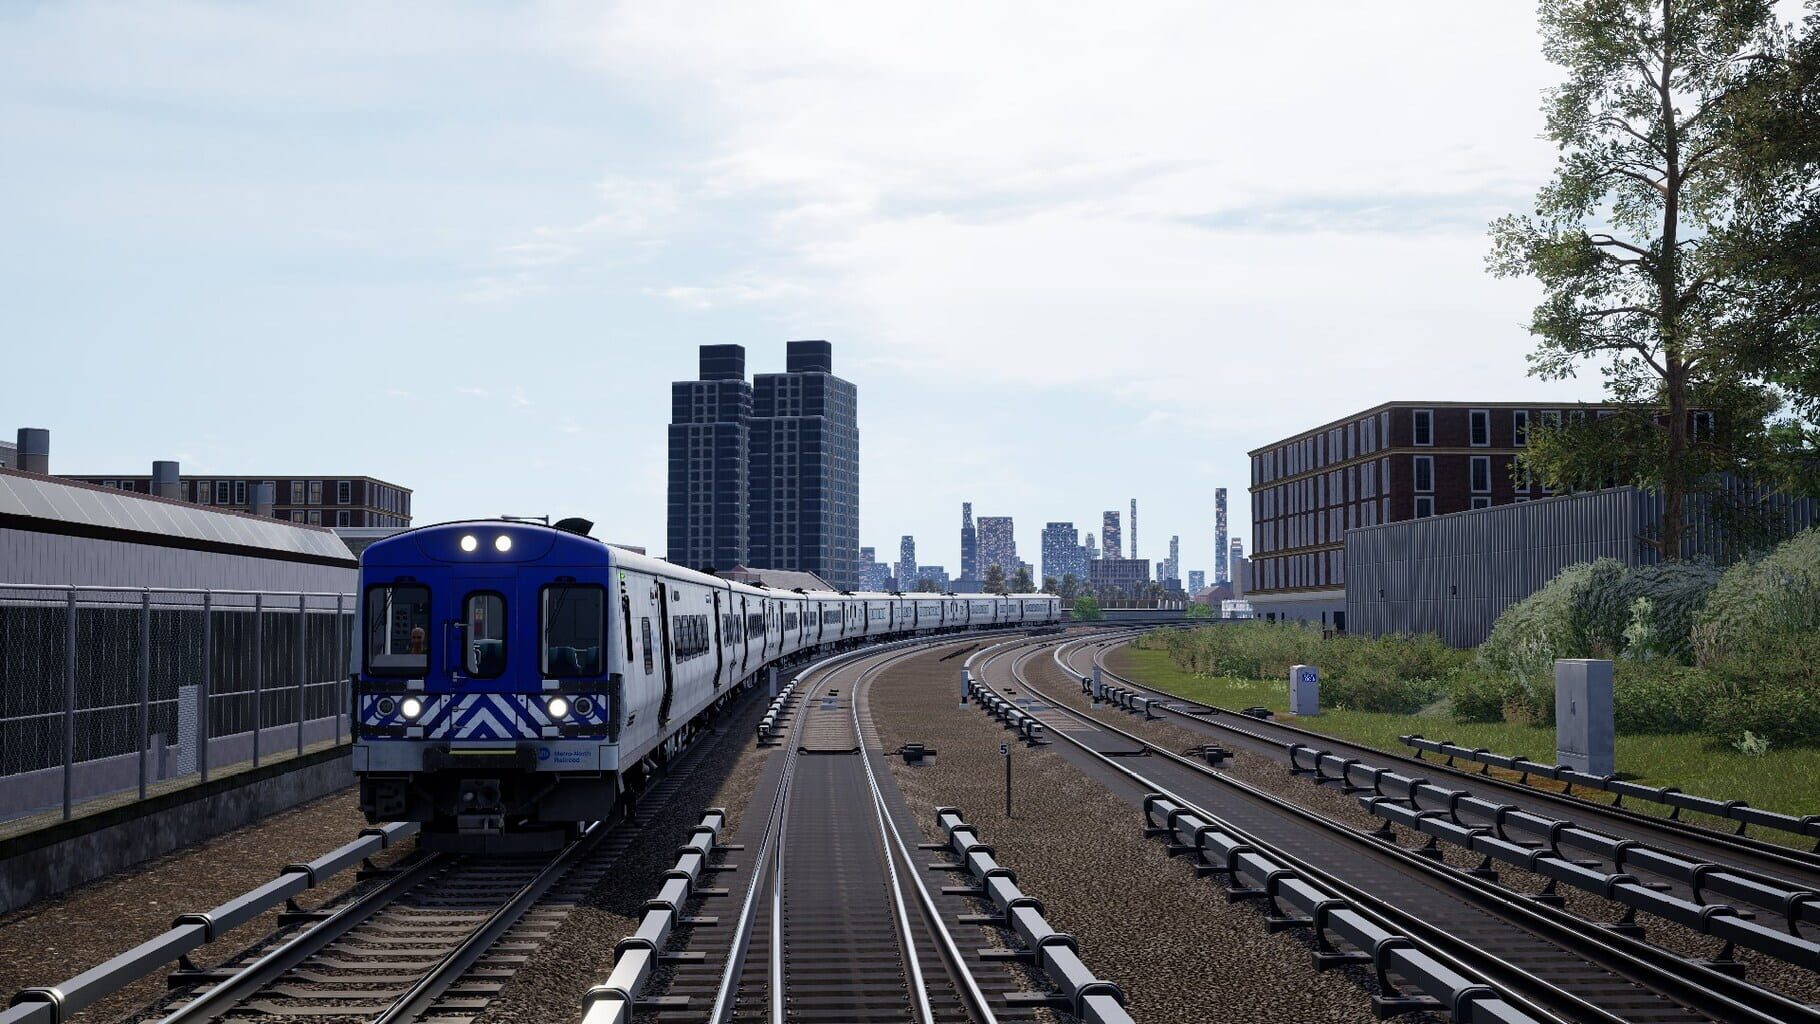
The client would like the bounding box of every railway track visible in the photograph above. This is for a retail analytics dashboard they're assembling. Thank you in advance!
[624,634,1128,1023]
[130,709,730,1024]
[966,632,1820,1024]
[1069,631,1820,903]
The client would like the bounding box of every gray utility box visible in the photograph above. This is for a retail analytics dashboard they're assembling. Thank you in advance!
[1555,659,1615,776]
[1289,664,1320,716]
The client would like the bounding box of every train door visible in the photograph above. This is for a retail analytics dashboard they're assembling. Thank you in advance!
[711,589,725,690]
[654,581,676,725]
[739,595,751,674]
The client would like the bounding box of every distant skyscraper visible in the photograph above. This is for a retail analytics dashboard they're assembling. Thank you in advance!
[667,345,752,572]
[977,516,1017,583]
[1215,487,1230,584]
[896,534,916,592]
[1129,498,1138,559]
[912,565,951,591]
[748,341,860,589]
[1040,521,1085,584]
[856,546,892,591]
[1166,535,1180,582]
[1085,533,1099,559]
[1101,511,1121,565]
[1188,570,1206,595]
[960,502,978,582]
[1229,537,1244,579]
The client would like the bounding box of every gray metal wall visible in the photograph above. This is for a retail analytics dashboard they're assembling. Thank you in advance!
[0,527,357,592]
[1345,489,1648,647]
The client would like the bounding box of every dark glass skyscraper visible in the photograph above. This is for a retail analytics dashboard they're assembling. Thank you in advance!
[959,502,978,582]
[667,345,751,572]
[748,341,861,590]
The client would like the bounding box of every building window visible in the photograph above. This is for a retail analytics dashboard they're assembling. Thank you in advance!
[196,480,212,504]
[1470,409,1490,447]
[337,509,350,527]
[1541,410,1561,429]
[1412,409,1434,446]
[309,480,323,504]
[337,480,351,504]
[233,480,247,505]
[1413,455,1434,492]
[292,510,306,522]
[1415,496,1435,519]
[290,480,304,504]
[1693,410,1714,441]
[1513,410,1529,447]
[1470,455,1492,493]
[310,510,322,525]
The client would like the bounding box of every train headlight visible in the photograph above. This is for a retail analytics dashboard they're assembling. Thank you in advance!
[376,697,397,716]
[401,697,424,720]
[573,696,594,717]
[546,696,570,720]
[459,534,479,553]
[494,535,513,553]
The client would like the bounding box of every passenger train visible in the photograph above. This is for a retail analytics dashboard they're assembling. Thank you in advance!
[352,519,1061,849]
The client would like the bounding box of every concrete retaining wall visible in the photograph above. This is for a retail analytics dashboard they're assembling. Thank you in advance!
[0,746,353,914]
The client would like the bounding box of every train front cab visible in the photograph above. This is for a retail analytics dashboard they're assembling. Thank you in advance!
[354,524,623,851]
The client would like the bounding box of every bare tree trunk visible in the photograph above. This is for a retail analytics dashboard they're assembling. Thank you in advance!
[1658,0,1687,560]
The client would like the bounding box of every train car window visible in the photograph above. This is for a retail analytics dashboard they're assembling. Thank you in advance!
[364,584,430,676]
[640,617,655,674]
[464,593,507,677]
[541,585,604,677]
[673,613,711,660]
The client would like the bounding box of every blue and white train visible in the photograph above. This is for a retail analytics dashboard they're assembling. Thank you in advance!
[352,519,1060,848]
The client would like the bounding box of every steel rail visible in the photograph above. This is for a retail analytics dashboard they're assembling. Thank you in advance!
[1002,637,1820,1024]
[704,633,973,1024]
[371,821,605,1024]
[154,853,448,1024]
[849,649,1000,1024]
[1077,632,1820,879]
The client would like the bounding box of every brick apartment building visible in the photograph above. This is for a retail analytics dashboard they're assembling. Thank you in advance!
[1245,401,1624,628]
[66,472,411,528]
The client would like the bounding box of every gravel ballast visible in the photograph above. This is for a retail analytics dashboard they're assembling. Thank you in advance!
[474,685,775,1024]
[1058,641,1820,1010]
[870,638,1395,1023]
[0,788,413,1024]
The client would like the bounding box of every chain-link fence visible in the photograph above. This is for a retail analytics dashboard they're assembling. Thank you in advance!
[0,584,354,839]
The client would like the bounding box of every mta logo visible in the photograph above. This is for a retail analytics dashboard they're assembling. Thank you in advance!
[537,746,552,762]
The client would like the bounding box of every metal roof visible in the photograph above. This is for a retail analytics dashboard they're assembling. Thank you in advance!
[0,469,355,564]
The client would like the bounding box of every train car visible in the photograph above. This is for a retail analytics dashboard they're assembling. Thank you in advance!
[351,519,1058,850]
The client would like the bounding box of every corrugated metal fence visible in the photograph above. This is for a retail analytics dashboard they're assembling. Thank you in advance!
[1346,485,1818,648]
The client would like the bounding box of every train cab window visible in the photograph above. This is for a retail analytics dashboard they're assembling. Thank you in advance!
[365,584,431,676]
[465,593,507,677]
[542,585,604,678]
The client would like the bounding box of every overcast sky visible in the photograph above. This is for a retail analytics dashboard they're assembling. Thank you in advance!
[5,2,1619,578]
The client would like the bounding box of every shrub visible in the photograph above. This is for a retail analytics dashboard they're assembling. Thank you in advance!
[1693,527,1820,667]
[1477,559,1626,704]
[1447,666,1520,723]
[1704,685,1820,748]
[1592,562,1721,663]
[1612,661,1717,734]
[1145,623,1463,714]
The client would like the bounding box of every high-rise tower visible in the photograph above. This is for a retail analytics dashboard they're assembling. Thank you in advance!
[1129,498,1138,559]
[667,345,752,572]
[748,341,860,590]
[896,535,916,591]
[960,502,978,582]
[1215,487,1229,584]
[1101,511,1122,565]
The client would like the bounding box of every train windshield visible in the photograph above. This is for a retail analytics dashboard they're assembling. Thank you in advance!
[542,585,604,677]
[365,584,430,676]
[465,593,507,677]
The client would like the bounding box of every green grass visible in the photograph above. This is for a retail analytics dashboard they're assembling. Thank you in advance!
[1109,646,1820,825]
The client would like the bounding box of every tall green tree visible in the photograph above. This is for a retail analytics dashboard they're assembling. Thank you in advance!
[983,563,1007,593]
[1490,0,1818,557]
[1011,565,1034,593]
